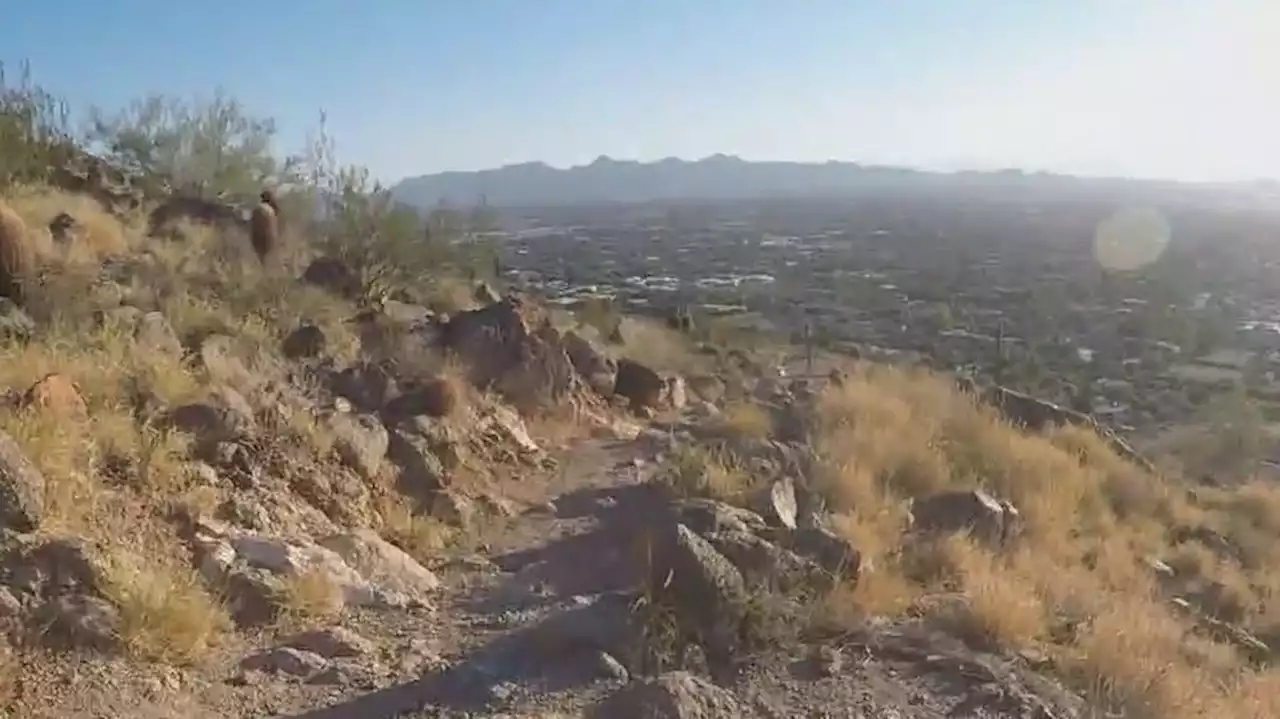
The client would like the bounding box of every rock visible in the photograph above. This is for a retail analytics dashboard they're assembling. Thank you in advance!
[134,311,182,356]
[910,489,1021,548]
[473,281,501,305]
[241,647,329,677]
[0,298,35,342]
[43,594,118,651]
[474,403,543,459]
[686,375,726,404]
[328,362,398,412]
[2,537,103,597]
[0,430,45,532]
[317,530,441,602]
[302,257,360,298]
[703,529,820,591]
[0,587,20,617]
[667,498,768,537]
[384,376,460,420]
[646,523,748,661]
[282,626,374,659]
[387,429,449,494]
[614,358,666,411]
[167,386,256,442]
[587,671,746,719]
[328,413,388,480]
[564,330,617,395]
[191,521,428,623]
[441,296,580,411]
[48,211,77,242]
[282,324,326,359]
[426,489,477,527]
[757,476,797,530]
[786,526,861,581]
[20,373,86,418]
[663,376,688,411]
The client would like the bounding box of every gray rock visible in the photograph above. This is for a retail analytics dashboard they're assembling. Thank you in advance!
[282,324,326,359]
[241,647,330,677]
[787,526,861,581]
[668,498,768,537]
[648,524,748,661]
[283,626,374,659]
[387,429,449,493]
[911,489,1020,548]
[587,671,746,719]
[329,412,388,480]
[704,529,820,591]
[317,530,442,602]
[44,594,118,651]
[0,430,45,532]
[758,476,797,529]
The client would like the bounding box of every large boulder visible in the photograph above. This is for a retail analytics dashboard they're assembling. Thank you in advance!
[910,489,1022,549]
[564,330,618,396]
[614,358,666,412]
[441,296,580,410]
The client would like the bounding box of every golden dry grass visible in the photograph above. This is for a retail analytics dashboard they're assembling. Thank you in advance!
[272,570,344,626]
[661,443,755,503]
[812,362,1280,718]
[377,496,455,564]
[0,186,384,670]
[715,400,773,440]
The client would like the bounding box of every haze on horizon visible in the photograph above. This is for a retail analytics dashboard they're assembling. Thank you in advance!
[2,0,1277,185]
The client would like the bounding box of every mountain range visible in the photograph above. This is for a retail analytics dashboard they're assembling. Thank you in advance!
[389,154,1280,210]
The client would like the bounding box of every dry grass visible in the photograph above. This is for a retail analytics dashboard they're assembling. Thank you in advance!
[810,362,1280,718]
[4,184,141,264]
[0,186,392,672]
[715,400,773,440]
[615,316,707,374]
[272,570,344,626]
[377,496,455,564]
[661,443,755,503]
[97,550,231,665]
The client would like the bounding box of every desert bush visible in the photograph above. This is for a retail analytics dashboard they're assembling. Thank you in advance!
[0,61,77,190]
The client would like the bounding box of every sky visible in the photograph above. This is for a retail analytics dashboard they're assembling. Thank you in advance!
[2,0,1278,184]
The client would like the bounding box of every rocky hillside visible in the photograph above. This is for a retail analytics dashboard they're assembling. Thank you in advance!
[0,170,1277,719]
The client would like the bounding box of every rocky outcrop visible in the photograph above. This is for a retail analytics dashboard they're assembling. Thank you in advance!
[910,489,1023,549]
[441,296,581,411]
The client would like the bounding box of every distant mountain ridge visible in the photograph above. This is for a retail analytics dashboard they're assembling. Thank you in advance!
[389,154,1280,210]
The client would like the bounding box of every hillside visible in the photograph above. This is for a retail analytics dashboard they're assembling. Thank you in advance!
[1,87,1280,719]
[390,154,1279,210]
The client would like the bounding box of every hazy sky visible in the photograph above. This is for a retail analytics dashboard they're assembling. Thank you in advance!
[2,1,1277,183]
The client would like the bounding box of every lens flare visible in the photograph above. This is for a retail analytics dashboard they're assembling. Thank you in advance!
[1093,206,1171,272]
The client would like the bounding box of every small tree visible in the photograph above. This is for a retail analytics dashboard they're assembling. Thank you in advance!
[85,89,295,198]
[0,60,77,190]
[297,111,458,304]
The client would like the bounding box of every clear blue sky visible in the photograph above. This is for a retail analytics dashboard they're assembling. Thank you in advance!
[2,1,1277,183]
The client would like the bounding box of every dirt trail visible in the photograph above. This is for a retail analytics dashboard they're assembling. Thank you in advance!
[285,433,665,718]
[270,426,1086,719]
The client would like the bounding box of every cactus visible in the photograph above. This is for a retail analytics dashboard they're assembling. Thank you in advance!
[249,200,278,263]
[0,201,34,305]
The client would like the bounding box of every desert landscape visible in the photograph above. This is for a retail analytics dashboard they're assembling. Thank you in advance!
[2,66,1280,719]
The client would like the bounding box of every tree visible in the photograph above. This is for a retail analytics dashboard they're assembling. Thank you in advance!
[0,60,76,189]
[85,89,295,197]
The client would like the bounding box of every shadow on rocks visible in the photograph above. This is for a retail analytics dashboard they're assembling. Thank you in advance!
[285,591,641,718]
